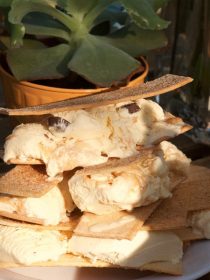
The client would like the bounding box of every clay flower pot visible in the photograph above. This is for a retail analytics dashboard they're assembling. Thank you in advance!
[0,57,148,108]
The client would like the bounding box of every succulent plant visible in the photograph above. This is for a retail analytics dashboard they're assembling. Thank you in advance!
[0,0,170,87]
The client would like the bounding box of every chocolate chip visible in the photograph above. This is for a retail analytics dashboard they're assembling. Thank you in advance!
[47,116,70,132]
[108,157,120,160]
[121,103,140,114]
[101,152,108,157]
[111,172,119,178]
[136,144,143,151]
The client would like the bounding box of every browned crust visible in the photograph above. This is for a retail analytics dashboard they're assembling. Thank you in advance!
[142,165,210,231]
[74,147,155,176]
[0,75,193,116]
[0,165,60,197]
[7,158,43,165]
[0,211,44,225]
[0,215,80,231]
[171,227,204,241]
[73,201,161,240]
[142,179,190,231]
[184,165,210,212]
[181,124,193,133]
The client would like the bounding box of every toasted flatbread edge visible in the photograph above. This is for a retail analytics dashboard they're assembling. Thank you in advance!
[0,74,193,116]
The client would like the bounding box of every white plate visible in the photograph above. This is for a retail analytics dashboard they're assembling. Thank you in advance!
[1,240,210,280]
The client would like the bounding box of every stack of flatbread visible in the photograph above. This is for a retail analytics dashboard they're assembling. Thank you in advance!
[0,74,209,276]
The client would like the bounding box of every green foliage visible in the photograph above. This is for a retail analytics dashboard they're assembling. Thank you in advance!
[0,0,170,87]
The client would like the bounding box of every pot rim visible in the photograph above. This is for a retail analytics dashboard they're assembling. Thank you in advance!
[0,56,149,93]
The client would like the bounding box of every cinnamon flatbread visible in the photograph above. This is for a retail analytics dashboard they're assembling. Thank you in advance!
[0,215,79,231]
[0,165,61,197]
[0,75,193,116]
[74,201,161,240]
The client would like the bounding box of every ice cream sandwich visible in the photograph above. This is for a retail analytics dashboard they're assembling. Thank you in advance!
[3,98,191,177]
[1,74,208,276]
[0,166,76,227]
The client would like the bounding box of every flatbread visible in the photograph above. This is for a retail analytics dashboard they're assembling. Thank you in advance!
[0,254,183,275]
[74,148,156,175]
[0,165,61,197]
[0,211,45,225]
[143,165,210,231]
[72,146,188,179]
[171,228,203,241]
[142,178,189,231]
[6,158,43,165]
[185,165,210,212]
[0,75,193,116]
[74,201,161,240]
[0,215,79,231]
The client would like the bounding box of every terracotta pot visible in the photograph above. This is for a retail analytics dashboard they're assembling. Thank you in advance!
[0,57,149,108]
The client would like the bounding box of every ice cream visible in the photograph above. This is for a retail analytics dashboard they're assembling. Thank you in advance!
[188,210,210,239]
[68,230,183,268]
[0,225,68,265]
[69,153,170,215]
[0,183,75,226]
[158,141,191,175]
[3,99,191,177]
[4,123,58,164]
[69,141,190,215]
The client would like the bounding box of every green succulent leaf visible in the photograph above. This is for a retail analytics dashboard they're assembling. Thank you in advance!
[99,23,168,57]
[0,0,13,7]
[7,44,72,81]
[119,0,170,30]
[23,12,68,30]
[21,12,71,42]
[56,0,98,20]
[1,0,170,86]
[68,35,140,87]
[8,0,78,37]
[9,23,25,47]
[0,36,45,51]
[92,8,128,30]
[25,24,70,42]
[148,0,170,11]
[83,0,115,29]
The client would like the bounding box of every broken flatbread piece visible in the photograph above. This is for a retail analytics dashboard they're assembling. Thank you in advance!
[74,201,160,240]
[0,165,61,197]
[171,227,203,241]
[0,75,193,116]
[0,215,79,231]
[185,165,210,212]
[142,177,189,230]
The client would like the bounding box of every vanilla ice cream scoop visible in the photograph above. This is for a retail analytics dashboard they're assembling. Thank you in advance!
[69,142,190,215]
[158,141,191,175]
[4,99,191,177]
[0,226,68,265]
[68,230,183,268]
[0,182,75,226]
[188,210,210,239]
[69,158,170,215]
[4,123,58,164]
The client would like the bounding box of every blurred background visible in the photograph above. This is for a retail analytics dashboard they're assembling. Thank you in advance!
[148,0,210,160]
